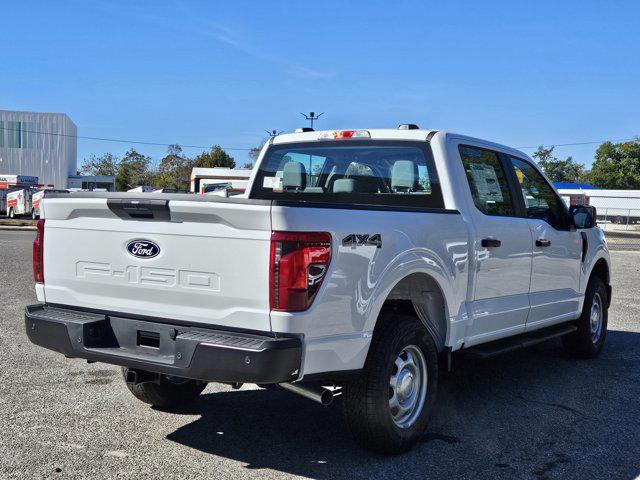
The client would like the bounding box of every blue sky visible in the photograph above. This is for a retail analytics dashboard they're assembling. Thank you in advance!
[2,0,639,168]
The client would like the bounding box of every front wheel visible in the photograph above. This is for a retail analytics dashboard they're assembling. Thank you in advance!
[342,314,438,454]
[562,276,608,358]
[122,368,207,408]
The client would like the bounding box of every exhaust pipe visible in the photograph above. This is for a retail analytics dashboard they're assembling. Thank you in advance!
[278,382,334,406]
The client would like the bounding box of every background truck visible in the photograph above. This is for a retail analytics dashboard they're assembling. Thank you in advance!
[0,174,39,216]
[31,189,68,219]
[25,127,611,453]
[6,187,36,219]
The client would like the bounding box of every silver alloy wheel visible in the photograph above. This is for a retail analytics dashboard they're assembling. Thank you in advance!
[590,292,604,343]
[389,345,428,429]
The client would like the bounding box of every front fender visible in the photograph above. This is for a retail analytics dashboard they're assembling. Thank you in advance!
[579,227,611,308]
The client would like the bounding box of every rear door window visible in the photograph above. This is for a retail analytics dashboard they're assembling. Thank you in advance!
[251,141,444,209]
[459,146,515,217]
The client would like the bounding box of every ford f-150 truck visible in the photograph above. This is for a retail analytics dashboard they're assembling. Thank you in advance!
[25,125,611,453]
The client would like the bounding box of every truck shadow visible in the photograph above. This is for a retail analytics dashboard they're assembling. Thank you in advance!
[166,330,640,479]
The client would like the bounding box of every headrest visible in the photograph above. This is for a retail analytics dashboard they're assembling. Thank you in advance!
[332,178,356,193]
[391,160,418,191]
[332,176,379,193]
[349,175,379,193]
[282,161,307,190]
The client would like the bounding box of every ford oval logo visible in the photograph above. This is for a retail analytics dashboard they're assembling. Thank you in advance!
[126,240,160,259]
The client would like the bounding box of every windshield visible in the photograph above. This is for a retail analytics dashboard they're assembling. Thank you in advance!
[250,141,444,209]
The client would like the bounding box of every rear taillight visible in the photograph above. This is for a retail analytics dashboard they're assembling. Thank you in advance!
[33,219,45,284]
[270,231,332,312]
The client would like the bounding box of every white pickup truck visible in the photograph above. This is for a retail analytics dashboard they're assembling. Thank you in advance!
[26,126,611,453]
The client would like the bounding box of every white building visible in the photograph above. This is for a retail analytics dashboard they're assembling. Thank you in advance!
[67,174,115,191]
[190,167,253,194]
[0,110,77,188]
[557,187,640,223]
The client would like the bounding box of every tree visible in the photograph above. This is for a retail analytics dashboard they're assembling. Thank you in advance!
[249,147,262,161]
[589,139,640,189]
[193,145,235,169]
[532,146,586,183]
[249,137,270,162]
[79,153,120,176]
[155,145,193,191]
[242,163,254,169]
[115,149,155,191]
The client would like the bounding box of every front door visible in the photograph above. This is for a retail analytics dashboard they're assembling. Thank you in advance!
[506,156,583,329]
[457,145,533,346]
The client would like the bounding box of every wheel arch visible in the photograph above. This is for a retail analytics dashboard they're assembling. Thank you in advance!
[589,256,611,306]
[369,271,451,352]
[590,257,610,285]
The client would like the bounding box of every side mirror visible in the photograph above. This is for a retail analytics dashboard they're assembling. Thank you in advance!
[570,205,597,229]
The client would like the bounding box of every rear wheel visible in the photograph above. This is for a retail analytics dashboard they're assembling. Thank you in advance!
[8,208,15,219]
[32,210,38,220]
[342,314,438,454]
[122,368,207,408]
[562,276,608,358]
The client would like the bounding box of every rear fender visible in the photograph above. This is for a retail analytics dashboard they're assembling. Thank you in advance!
[363,249,466,352]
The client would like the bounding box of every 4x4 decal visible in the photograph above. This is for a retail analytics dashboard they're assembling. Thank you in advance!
[342,234,382,248]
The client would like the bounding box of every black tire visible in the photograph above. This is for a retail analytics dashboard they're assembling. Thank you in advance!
[342,314,438,454]
[32,210,38,220]
[8,208,14,219]
[122,368,207,408]
[562,276,608,358]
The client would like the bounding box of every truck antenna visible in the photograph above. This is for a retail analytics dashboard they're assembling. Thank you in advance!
[300,112,324,130]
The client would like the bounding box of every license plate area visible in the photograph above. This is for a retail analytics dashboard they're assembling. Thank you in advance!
[137,330,160,349]
[77,316,183,365]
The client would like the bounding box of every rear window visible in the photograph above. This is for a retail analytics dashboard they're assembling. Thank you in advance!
[250,141,444,209]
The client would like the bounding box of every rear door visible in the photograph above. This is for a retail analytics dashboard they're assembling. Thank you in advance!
[456,144,533,346]
[42,196,273,332]
[505,156,583,328]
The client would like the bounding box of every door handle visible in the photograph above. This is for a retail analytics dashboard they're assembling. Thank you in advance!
[481,238,501,248]
[536,239,551,247]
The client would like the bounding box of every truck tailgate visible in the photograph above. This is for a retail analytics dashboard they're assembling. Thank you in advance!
[41,196,273,332]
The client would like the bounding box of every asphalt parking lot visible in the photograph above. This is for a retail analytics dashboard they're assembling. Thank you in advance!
[1,230,639,480]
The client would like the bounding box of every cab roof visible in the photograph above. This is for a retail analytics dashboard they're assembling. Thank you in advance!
[272,128,438,144]
[271,128,530,160]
